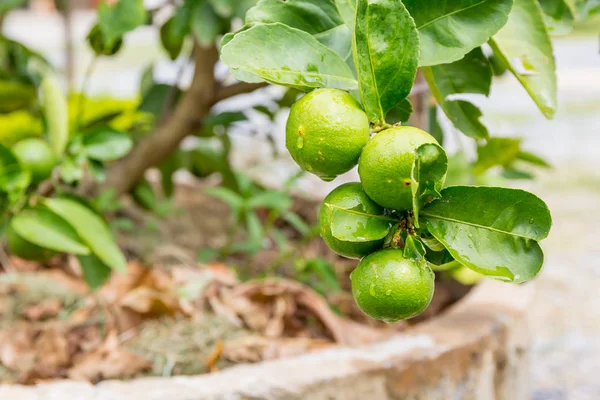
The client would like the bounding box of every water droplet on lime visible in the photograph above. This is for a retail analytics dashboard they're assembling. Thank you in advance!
[529,218,534,224]
[409,139,415,146]
[296,137,304,149]
[468,244,474,248]
[385,289,392,296]
[369,282,376,296]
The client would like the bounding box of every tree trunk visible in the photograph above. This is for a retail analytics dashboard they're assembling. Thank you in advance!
[101,45,219,196]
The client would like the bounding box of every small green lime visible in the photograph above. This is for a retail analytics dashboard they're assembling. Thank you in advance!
[6,221,57,262]
[319,182,387,259]
[12,138,56,183]
[358,126,437,211]
[351,249,435,323]
[286,89,370,181]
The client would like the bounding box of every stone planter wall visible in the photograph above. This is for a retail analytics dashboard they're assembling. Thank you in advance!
[0,279,534,400]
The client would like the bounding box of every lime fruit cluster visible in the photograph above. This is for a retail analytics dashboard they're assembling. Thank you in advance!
[286,89,441,323]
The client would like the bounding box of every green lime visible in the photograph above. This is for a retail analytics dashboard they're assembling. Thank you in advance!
[358,126,437,211]
[351,249,435,323]
[6,221,57,262]
[319,182,387,259]
[12,138,56,183]
[286,89,370,181]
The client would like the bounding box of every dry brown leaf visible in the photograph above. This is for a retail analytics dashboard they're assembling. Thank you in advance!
[119,287,179,316]
[204,339,223,372]
[223,335,333,363]
[23,298,62,321]
[68,331,151,382]
[226,279,387,346]
[35,327,70,370]
[0,325,36,372]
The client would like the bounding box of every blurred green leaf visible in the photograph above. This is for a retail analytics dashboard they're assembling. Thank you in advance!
[191,1,222,48]
[41,76,69,157]
[474,137,521,174]
[539,0,575,34]
[428,105,444,145]
[83,127,133,161]
[204,111,247,127]
[11,207,90,255]
[205,186,244,212]
[209,0,235,17]
[138,84,181,117]
[0,0,27,15]
[516,150,552,168]
[282,211,311,236]
[77,254,112,290]
[97,0,147,48]
[247,190,292,211]
[43,197,127,271]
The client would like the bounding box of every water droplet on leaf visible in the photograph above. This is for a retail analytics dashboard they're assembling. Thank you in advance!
[369,283,376,296]
[296,137,304,149]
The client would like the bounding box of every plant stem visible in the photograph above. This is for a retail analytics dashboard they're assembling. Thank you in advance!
[77,55,98,130]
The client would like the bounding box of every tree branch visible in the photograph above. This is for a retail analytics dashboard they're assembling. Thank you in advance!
[214,82,268,103]
[100,45,219,196]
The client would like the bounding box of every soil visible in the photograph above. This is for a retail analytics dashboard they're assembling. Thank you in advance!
[0,183,472,385]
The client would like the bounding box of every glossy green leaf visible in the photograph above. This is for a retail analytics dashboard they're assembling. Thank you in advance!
[353,0,419,124]
[539,0,575,34]
[78,254,112,290]
[191,0,222,48]
[489,0,557,119]
[425,48,492,97]
[246,0,344,34]
[386,98,413,124]
[83,127,133,161]
[243,0,352,60]
[97,0,147,47]
[41,76,69,157]
[11,207,90,255]
[411,143,448,228]
[422,186,551,282]
[336,0,357,29]
[221,23,357,91]
[160,11,189,60]
[43,198,127,272]
[403,235,427,260]
[327,203,394,242]
[403,0,513,66]
[474,137,521,174]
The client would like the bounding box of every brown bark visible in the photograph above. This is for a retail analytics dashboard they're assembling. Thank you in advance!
[102,45,219,195]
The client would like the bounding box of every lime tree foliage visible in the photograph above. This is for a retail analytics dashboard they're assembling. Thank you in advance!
[216,0,597,322]
[0,1,596,303]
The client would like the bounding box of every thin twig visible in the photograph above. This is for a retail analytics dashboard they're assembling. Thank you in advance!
[77,55,98,129]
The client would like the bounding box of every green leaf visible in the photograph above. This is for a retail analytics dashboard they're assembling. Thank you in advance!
[41,76,69,157]
[422,186,551,283]
[411,143,448,228]
[403,235,427,261]
[353,0,419,124]
[386,98,413,124]
[428,105,444,145]
[160,10,190,61]
[82,127,133,161]
[0,164,31,197]
[489,0,557,119]
[209,0,235,17]
[97,0,147,48]
[502,167,535,180]
[77,254,112,290]
[0,0,27,15]
[403,0,513,66]
[326,203,394,242]
[11,207,90,255]
[205,187,244,212]
[282,211,311,236]
[440,99,489,139]
[425,48,492,97]
[0,80,37,114]
[474,137,521,174]
[138,84,182,117]
[88,160,107,182]
[246,0,344,34]
[204,111,247,127]
[516,150,551,168]
[131,178,159,212]
[191,0,222,48]
[539,0,575,34]
[43,198,127,271]
[247,190,292,211]
[336,0,357,30]
[220,23,358,91]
